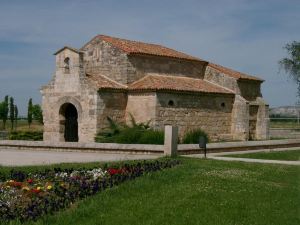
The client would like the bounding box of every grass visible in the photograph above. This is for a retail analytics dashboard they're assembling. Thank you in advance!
[2,157,299,225]
[0,120,43,132]
[223,150,300,161]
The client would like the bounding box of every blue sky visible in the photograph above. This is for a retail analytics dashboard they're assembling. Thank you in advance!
[0,0,299,115]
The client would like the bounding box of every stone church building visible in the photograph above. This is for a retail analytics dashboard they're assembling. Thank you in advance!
[41,35,269,143]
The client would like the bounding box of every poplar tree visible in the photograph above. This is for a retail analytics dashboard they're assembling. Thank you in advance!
[9,97,14,130]
[28,98,33,128]
[14,105,18,130]
[3,96,9,129]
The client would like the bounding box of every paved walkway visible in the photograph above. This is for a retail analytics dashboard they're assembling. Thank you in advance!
[185,147,300,166]
[0,149,160,166]
[208,156,300,166]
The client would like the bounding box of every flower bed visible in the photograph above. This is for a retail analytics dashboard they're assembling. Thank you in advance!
[0,159,180,222]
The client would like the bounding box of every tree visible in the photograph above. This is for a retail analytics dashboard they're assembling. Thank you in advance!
[32,104,43,124]
[14,105,18,129]
[279,41,300,99]
[2,96,9,129]
[28,98,33,128]
[0,102,5,129]
[9,97,14,130]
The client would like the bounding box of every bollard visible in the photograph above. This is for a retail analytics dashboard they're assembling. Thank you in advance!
[164,125,178,157]
[199,136,207,158]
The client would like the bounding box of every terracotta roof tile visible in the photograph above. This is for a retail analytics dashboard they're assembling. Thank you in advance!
[208,63,263,82]
[128,74,234,94]
[83,35,206,62]
[86,73,127,90]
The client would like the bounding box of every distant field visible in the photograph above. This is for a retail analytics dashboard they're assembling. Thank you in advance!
[270,121,300,129]
[0,119,43,132]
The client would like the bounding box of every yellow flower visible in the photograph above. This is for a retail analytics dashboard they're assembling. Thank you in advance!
[47,185,52,190]
[22,186,30,191]
[37,186,42,191]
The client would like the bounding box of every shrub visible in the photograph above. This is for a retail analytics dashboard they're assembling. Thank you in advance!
[114,127,143,144]
[95,116,164,144]
[9,131,43,141]
[138,130,164,144]
[182,129,209,144]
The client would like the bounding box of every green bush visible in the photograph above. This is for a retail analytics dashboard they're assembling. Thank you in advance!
[138,130,164,144]
[9,131,43,141]
[95,116,164,144]
[182,129,209,144]
[114,127,143,144]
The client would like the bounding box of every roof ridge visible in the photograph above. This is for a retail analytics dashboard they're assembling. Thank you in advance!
[86,72,128,89]
[81,34,206,62]
[203,79,235,94]
[128,73,234,95]
[145,73,203,81]
[98,34,169,49]
[208,62,263,81]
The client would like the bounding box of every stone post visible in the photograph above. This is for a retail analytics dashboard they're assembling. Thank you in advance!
[164,125,178,157]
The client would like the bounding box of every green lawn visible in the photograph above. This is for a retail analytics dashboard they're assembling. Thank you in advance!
[224,150,300,161]
[3,157,299,225]
[0,119,43,132]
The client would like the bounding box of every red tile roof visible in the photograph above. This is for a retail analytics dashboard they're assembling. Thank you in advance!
[208,63,263,82]
[86,73,127,90]
[82,35,206,62]
[128,74,234,94]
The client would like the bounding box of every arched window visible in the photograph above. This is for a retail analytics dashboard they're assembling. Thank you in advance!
[64,57,70,73]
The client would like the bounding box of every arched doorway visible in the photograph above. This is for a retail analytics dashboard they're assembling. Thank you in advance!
[59,103,78,142]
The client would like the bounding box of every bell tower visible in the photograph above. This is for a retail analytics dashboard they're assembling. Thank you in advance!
[54,46,84,75]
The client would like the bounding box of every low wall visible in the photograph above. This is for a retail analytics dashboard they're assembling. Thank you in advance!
[0,140,164,154]
[178,139,300,154]
[1,139,300,155]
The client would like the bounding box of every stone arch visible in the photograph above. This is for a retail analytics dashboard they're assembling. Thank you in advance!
[56,97,83,142]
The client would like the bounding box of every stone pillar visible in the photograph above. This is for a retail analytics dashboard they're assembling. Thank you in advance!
[164,125,178,157]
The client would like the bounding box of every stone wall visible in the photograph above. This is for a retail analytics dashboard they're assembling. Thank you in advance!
[81,40,207,85]
[125,93,157,126]
[253,97,269,140]
[238,80,262,101]
[155,92,235,141]
[96,91,127,131]
[204,66,239,93]
[128,55,206,83]
[231,95,249,141]
[82,39,134,85]
[204,66,263,101]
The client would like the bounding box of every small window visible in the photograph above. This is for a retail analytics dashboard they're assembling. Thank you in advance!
[64,57,70,73]
[168,100,174,106]
[221,102,225,108]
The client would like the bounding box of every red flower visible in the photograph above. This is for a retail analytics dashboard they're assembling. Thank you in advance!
[10,181,23,188]
[27,179,33,184]
[107,168,123,176]
[31,189,41,194]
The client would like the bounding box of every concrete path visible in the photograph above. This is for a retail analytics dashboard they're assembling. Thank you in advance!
[0,149,160,166]
[209,156,300,166]
[185,147,300,166]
